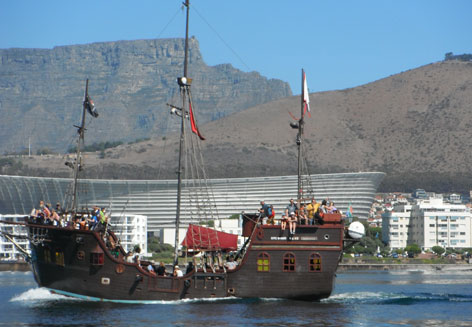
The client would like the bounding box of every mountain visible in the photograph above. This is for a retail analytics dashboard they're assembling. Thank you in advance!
[2,60,472,193]
[0,38,291,154]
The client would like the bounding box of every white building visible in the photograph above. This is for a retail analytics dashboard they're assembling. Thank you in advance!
[0,214,148,259]
[410,197,471,250]
[382,204,412,250]
[0,215,30,261]
[382,197,472,251]
[109,214,148,256]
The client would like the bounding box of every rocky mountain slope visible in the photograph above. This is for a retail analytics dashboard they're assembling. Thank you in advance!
[3,60,472,193]
[0,38,291,154]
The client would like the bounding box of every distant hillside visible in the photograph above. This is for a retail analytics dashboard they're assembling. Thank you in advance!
[3,60,472,194]
[0,38,291,154]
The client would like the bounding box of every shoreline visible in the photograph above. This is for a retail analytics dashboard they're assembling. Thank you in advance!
[337,263,472,272]
[0,262,30,272]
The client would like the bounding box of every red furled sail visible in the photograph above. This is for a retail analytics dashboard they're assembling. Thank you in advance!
[188,102,205,140]
[182,224,238,251]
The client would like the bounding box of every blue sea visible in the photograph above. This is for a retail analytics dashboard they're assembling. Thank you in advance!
[1,268,472,327]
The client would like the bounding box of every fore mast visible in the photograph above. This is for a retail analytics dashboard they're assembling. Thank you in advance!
[173,0,191,268]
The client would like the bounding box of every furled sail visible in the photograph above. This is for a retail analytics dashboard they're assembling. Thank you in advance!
[182,224,238,251]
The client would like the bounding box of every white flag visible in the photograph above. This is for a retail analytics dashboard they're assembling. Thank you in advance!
[303,72,310,112]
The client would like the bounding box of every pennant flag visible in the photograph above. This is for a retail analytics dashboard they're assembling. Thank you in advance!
[346,202,353,218]
[303,71,310,114]
[84,94,98,118]
[188,102,205,140]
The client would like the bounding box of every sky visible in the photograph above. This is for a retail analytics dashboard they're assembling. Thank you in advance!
[1,1,471,94]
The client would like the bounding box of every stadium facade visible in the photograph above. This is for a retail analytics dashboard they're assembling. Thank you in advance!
[0,172,385,234]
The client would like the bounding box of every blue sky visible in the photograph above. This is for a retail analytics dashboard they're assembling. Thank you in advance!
[1,1,471,94]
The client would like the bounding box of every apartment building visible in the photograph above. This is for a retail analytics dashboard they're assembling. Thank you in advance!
[382,204,412,249]
[382,197,472,251]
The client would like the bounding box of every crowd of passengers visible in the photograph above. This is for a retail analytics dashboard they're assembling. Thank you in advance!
[258,198,339,235]
[124,247,239,278]
[30,200,240,277]
[30,200,109,232]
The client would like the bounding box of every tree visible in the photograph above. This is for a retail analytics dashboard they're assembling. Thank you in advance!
[405,244,421,256]
[432,246,445,256]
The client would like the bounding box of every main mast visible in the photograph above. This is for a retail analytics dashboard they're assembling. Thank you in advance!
[174,0,190,267]
[297,69,305,202]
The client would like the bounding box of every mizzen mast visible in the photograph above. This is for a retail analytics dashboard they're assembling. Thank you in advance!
[297,69,306,202]
[71,79,90,214]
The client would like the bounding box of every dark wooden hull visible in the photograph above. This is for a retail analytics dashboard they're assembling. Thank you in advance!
[27,218,344,302]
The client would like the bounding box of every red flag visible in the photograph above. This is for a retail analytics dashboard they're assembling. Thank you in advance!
[189,102,205,140]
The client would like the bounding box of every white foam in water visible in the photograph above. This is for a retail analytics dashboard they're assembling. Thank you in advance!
[10,287,76,305]
[323,291,404,303]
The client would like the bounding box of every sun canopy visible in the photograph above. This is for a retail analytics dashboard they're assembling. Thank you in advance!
[181,224,238,251]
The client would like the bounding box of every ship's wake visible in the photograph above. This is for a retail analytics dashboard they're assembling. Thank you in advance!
[12,287,471,307]
[9,287,282,306]
[10,287,79,306]
[324,291,472,305]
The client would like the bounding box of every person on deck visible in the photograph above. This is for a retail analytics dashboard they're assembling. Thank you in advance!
[89,206,99,230]
[42,201,51,221]
[306,198,320,225]
[224,255,238,270]
[320,200,328,213]
[267,205,275,225]
[280,213,288,231]
[157,262,167,276]
[288,212,297,235]
[147,263,156,276]
[285,199,298,235]
[55,203,63,215]
[125,251,134,263]
[185,262,194,274]
[173,266,183,277]
[285,199,298,218]
[298,204,309,225]
[327,201,337,213]
[258,200,270,224]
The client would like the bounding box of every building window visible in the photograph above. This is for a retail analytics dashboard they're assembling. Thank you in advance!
[309,253,322,272]
[283,253,296,272]
[257,252,270,272]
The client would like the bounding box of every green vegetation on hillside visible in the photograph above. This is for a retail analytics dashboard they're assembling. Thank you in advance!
[68,141,124,154]
[444,52,472,62]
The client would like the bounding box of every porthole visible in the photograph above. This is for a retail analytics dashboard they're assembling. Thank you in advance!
[115,264,125,274]
[257,228,264,240]
[324,234,330,240]
[77,251,85,260]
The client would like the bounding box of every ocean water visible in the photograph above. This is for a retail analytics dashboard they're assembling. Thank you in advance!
[1,268,472,327]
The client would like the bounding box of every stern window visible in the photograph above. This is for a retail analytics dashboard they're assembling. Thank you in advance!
[257,252,270,272]
[283,253,296,272]
[309,253,322,272]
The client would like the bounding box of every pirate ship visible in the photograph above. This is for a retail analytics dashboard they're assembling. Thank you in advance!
[1,0,365,302]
